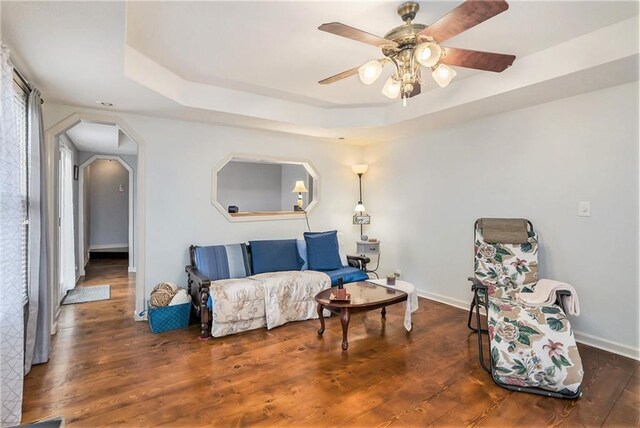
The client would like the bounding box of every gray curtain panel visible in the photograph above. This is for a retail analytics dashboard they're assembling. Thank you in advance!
[0,43,25,426]
[24,88,51,374]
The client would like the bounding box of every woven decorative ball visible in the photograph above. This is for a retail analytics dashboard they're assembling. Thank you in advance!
[149,283,177,308]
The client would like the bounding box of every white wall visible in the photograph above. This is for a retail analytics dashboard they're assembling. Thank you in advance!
[87,159,129,248]
[217,161,283,212]
[367,81,639,356]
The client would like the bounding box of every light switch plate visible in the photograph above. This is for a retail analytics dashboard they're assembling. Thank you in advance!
[578,201,591,217]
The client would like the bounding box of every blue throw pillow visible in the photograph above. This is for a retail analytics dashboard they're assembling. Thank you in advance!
[296,239,308,270]
[249,239,303,274]
[304,231,343,271]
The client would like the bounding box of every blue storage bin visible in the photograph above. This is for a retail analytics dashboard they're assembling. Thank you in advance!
[147,301,191,334]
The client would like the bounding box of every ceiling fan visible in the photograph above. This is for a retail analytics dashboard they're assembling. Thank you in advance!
[318,0,516,104]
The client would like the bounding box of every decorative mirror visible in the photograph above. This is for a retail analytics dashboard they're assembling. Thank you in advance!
[212,154,319,222]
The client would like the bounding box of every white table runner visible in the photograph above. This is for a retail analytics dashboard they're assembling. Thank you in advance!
[367,279,418,331]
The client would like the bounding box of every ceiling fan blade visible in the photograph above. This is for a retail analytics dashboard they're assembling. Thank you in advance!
[318,67,360,85]
[440,47,515,72]
[318,22,398,49]
[418,0,509,44]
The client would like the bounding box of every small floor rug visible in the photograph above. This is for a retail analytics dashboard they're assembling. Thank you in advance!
[62,285,111,305]
[21,416,64,427]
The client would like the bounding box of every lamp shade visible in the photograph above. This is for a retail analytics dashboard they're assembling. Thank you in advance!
[382,76,401,99]
[414,42,442,67]
[351,164,369,175]
[354,202,366,212]
[432,64,457,88]
[358,60,383,85]
[291,181,308,193]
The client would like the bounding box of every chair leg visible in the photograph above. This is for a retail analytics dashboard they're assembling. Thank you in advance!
[467,296,477,331]
[468,295,488,333]
[475,296,491,372]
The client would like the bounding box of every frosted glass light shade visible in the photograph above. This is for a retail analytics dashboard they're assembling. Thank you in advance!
[354,202,366,212]
[351,164,369,175]
[382,76,401,99]
[291,180,308,193]
[414,42,441,67]
[432,64,457,88]
[358,60,383,85]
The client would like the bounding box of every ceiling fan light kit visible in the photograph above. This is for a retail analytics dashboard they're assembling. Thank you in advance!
[432,64,457,88]
[318,0,516,104]
[382,76,402,99]
[358,60,383,85]
[415,42,441,68]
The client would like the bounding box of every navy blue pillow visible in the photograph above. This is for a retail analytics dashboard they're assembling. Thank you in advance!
[304,231,342,271]
[249,239,303,274]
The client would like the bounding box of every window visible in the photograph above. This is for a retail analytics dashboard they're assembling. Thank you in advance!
[14,77,29,305]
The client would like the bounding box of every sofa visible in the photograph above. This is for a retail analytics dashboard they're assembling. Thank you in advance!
[185,231,369,338]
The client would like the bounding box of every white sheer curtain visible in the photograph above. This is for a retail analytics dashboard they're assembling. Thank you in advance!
[24,88,50,373]
[59,144,75,299]
[0,44,24,426]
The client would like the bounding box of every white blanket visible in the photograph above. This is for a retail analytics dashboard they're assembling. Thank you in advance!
[251,271,331,330]
[516,278,580,316]
[367,279,419,331]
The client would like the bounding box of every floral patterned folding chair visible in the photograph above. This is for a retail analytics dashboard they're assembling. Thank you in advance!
[468,218,583,399]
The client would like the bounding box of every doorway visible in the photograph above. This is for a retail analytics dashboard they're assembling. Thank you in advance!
[78,155,135,274]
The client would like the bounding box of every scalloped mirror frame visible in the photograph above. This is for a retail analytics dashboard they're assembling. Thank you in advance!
[211,153,320,222]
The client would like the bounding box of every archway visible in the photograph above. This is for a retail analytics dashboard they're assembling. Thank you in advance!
[45,112,146,330]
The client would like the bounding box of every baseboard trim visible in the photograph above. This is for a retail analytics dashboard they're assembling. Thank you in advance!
[416,289,639,361]
[573,330,639,361]
[89,243,129,251]
[128,267,136,273]
[134,309,146,321]
[417,290,469,311]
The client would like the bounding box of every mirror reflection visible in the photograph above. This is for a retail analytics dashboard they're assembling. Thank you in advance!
[216,158,315,215]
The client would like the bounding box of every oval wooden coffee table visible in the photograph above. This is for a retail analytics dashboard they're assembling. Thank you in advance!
[315,281,408,350]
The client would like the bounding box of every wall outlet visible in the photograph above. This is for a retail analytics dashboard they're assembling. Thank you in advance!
[578,201,591,217]
[394,270,401,278]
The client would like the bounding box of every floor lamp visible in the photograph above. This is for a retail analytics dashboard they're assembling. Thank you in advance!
[352,164,370,237]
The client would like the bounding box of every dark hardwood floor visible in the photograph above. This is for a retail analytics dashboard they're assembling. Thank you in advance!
[23,259,639,427]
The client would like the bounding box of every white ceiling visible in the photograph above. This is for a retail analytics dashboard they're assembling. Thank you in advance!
[65,122,138,155]
[125,1,638,107]
[2,1,638,144]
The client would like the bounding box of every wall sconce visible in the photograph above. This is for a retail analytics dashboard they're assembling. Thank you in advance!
[291,180,309,211]
[351,164,370,235]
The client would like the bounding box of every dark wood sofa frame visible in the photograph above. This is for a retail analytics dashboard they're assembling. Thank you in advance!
[185,244,370,339]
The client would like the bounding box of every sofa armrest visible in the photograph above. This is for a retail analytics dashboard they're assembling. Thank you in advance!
[185,265,211,339]
[347,254,370,270]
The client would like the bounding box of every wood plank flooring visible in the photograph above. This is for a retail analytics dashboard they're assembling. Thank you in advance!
[23,259,639,427]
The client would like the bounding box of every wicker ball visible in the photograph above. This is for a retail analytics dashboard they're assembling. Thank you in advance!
[149,283,177,308]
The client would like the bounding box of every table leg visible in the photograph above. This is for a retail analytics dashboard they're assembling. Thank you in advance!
[317,303,325,336]
[340,308,350,350]
[381,307,386,319]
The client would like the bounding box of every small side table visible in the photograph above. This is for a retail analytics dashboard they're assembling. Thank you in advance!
[356,240,381,279]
